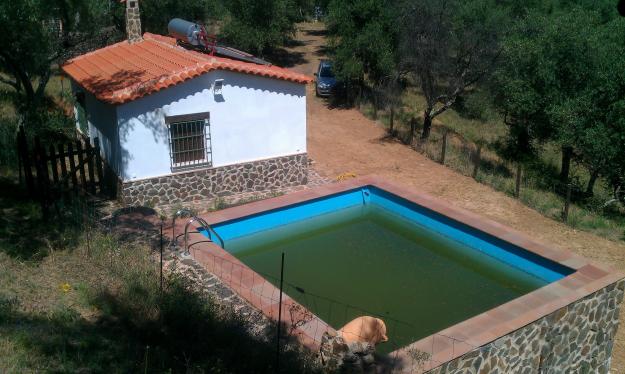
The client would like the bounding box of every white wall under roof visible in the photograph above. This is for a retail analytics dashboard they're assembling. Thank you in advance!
[115,70,307,181]
[75,86,120,175]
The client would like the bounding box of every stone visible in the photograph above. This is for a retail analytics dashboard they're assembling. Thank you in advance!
[121,154,308,206]
[320,330,381,372]
[430,280,624,373]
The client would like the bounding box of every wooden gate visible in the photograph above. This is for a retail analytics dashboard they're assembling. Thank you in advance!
[16,126,109,208]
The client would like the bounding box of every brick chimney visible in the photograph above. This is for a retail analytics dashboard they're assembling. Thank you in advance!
[125,0,142,43]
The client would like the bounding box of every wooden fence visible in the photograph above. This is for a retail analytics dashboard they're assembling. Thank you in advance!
[16,126,109,209]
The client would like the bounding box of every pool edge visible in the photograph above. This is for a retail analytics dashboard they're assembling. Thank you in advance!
[167,175,625,372]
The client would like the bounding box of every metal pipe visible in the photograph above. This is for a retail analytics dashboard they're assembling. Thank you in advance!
[171,208,193,249]
[276,252,285,372]
[183,216,225,256]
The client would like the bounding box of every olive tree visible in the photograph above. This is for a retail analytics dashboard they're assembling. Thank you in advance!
[0,0,119,114]
[325,0,398,103]
[494,8,625,199]
[397,0,507,141]
[221,0,299,57]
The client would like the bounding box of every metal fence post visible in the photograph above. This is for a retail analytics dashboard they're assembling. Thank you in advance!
[276,252,285,373]
[515,163,522,198]
[441,131,448,165]
[160,222,164,293]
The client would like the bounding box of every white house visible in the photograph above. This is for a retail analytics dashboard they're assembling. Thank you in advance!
[62,1,311,206]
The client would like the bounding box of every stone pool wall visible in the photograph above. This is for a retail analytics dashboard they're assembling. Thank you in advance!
[427,279,625,374]
[120,153,308,206]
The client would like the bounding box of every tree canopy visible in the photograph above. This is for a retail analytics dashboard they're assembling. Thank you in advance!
[325,0,397,86]
[221,0,300,57]
[0,0,117,113]
[397,0,508,140]
[493,6,625,197]
[139,0,221,35]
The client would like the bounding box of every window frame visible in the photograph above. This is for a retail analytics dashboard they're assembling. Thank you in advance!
[164,112,212,172]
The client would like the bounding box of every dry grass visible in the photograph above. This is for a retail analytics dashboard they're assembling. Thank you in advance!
[0,176,321,373]
[358,87,625,243]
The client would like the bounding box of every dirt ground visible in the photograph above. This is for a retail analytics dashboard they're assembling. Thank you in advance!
[288,22,625,371]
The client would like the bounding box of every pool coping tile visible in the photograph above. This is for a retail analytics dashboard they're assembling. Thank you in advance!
[164,175,625,372]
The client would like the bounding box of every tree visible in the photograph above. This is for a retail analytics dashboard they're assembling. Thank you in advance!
[397,0,507,141]
[494,6,625,200]
[493,10,585,163]
[0,0,119,115]
[493,6,624,195]
[568,18,625,197]
[325,0,397,103]
[221,0,298,57]
[139,0,221,35]
[491,12,555,168]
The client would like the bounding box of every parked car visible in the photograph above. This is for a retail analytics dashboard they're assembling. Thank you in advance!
[314,60,337,97]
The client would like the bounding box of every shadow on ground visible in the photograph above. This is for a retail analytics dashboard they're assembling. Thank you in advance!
[0,276,321,373]
[267,48,309,68]
[314,45,331,57]
[0,177,67,261]
[0,176,107,261]
[305,28,328,37]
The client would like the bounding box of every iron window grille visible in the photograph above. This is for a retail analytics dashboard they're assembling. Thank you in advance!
[165,112,212,171]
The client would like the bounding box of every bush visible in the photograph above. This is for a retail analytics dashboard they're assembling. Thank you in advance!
[454,91,493,121]
[22,108,75,144]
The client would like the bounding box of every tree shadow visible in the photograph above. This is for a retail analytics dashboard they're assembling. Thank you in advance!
[0,274,322,373]
[0,177,83,261]
[285,38,306,48]
[314,45,331,57]
[79,69,148,98]
[304,29,328,37]
[267,48,309,68]
[478,157,514,179]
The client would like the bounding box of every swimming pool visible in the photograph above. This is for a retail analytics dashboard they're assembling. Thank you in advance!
[200,184,574,352]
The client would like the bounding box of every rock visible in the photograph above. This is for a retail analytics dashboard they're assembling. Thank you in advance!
[320,331,380,373]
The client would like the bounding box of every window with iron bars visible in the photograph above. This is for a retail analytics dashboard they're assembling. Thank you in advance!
[165,112,212,171]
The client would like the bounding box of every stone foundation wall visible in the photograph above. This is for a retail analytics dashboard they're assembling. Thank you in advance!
[120,153,308,206]
[428,279,624,374]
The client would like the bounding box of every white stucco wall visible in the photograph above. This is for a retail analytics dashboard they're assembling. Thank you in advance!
[115,70,307,181]
[71,84,120,175]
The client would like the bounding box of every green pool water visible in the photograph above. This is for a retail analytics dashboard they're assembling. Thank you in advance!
[225,204,547,352]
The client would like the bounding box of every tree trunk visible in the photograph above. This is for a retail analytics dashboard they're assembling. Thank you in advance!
[559,146,574,184]
[585,169,599,196]
[389,106,394,135]
[421,110,432,141]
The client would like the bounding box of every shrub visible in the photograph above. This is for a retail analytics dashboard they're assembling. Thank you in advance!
[454,91,493,121]
[0,117,17,169]
[82,230,322,373]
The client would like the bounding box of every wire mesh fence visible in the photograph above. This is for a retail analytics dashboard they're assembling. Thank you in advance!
[173,235,621,373]
[405,125,625,241]
[179,238,483,372]
[45,199,618,373]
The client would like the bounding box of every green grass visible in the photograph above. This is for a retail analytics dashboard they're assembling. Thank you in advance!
[357,87,625,242]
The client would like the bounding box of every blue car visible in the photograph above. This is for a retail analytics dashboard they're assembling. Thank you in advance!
[315,60,337,97]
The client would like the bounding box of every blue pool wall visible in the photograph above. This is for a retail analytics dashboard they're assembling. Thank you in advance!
[206,186,574,283]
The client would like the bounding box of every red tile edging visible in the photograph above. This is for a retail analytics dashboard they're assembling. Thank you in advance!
[165,175,625,370]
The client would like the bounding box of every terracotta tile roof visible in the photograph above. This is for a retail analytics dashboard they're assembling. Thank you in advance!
[61,33,313,104]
